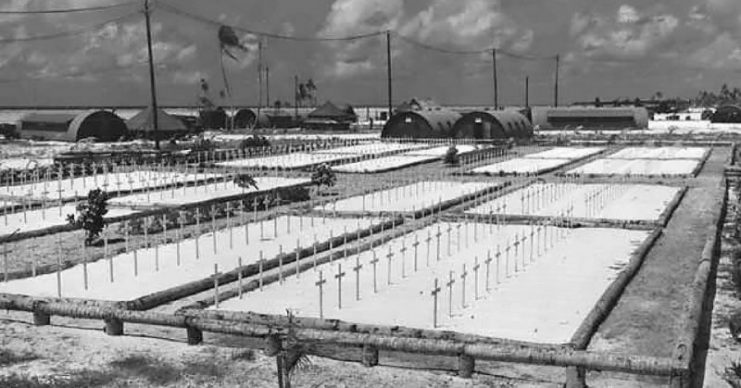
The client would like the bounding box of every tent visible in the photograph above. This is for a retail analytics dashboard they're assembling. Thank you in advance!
[126,107,187,135]
[307,101,357,122]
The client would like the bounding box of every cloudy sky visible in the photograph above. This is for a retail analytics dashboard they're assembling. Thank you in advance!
[0,0,740,107]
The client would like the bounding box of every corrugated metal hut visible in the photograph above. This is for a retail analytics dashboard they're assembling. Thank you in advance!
[381,109,461,139]
[233,108,269,129]
[531,107,649,130]
[710,105,741,123]
[199,107,228,129]
[304,101,358,130]
[18,110,127,142]
[126,107,187,138]
[451,110,532,139]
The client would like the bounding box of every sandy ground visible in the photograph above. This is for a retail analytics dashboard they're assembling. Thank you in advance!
[522,147,605,160]
[316,181,498,213]
[465,183,681,222]
[470,158,572,175]
[333,155,439,173]
[313,142,429,155]
[0,204,138,238]
[217,152,350,169]
[217,222,648,344]
[568,158,700,176]
[108,177,310,208]
[0,171,220,201]
[404,145,477,157]
[608,147,707,160]
[0,216,380,301]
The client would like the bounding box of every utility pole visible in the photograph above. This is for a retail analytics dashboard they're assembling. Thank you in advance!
[525,76,529,108]
[144,0,159,150]
[294,75,299,119]
[265,66,270,110]
[554,55,560,107]
[257,37,262,119]
[386,30,393,121]
[492,49,498,110]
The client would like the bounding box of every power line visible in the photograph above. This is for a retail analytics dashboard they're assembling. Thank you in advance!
[157,2,385,42]
[0,11,141,44]
[395,33,558,61]
[0,1,137,14]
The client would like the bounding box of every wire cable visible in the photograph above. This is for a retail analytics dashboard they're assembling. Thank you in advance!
[0,1,138,15]
[0,11,141,44]
[394,32,558,61]
[157,1,385,41]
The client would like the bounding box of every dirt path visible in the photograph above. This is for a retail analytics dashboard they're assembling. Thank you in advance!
[588,148,727,356]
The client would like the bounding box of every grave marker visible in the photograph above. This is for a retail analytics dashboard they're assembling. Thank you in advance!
[316,271,326,319]
[432,278,441,328]
[335,263,346,309]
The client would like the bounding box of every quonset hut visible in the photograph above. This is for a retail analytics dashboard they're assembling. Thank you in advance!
[381,109,461,139]
[18,110,127,142]
[233,108,270,129]
[126,107,188,138]
[451,110,532,139]
[710,105,741,123]
[530,107,649,130]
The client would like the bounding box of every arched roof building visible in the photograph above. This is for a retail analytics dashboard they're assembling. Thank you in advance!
[19,110,127,142]
[530,107,649,130]
[451,110,532,139]
[710,105,741,123]
[381,109,461,139]
[233,109,270,129]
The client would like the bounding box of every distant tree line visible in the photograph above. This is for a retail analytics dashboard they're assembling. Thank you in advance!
[692,84,741,107]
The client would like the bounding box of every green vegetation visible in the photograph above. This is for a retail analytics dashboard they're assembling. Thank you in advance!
[66,188,109,246]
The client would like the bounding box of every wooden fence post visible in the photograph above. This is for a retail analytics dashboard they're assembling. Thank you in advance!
[105,318,124,336]
[187,326,204,345]
[32,303,50,326]
[361,344,379,367]
[565,366,586,388]
[458,353,474,378]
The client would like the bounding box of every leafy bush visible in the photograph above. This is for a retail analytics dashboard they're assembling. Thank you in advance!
[234,173,259,190]
[67,188,109,246]
[239,135,270,149]
[443,146,459,166]
[311,164,336,188]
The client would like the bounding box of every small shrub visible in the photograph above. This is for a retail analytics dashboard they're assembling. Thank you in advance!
[234,173,259,190]
[239,135,270,149]
[722,360,741,388]
[67,188,109,246]
[311,164,336,188]
[443,146,459,166]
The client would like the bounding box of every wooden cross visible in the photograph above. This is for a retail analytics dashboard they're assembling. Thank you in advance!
[194,208,201,259]
[431,278,441,328]
[353,256,363,301]
[335,263,346,309]
[399,238,408,278]
[412,235,420,272]
[455,223,463,252]
[446,224,453,256]
[425,230,432,266]
[529,227,535,262]
[316,271,327,319]
[485,251,493,291]
[446,271,455,318]
[473,257,481,300]
[520,234,527,264]
[436,225,442,261]
[460,264,468,308]
[504,244,511,276]
[176,212,186,266]
[210,205,218,254]
[370,250,379,293]
[386,247,394,285]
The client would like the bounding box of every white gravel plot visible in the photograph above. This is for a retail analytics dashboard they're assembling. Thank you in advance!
[333,155,439,173]
[465,183,681,222]
[0,158,55,171]
[522,147,605,160]
[316,181,498,213]
[216,153,349,169]
[607,147,707,160]
[403,145,477,157]
[0,205,138,238]
[568,159,700,176]
[470,158,572,175]
[108,177,310,208]
[0,216,381,301]
[0,171,219,201]
[313,142,429,155]
[216,222,648,344]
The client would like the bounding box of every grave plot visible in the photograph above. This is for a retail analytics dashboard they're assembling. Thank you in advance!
[315,181,499,214]
[469,158,572,175]
[312,142,429,155]
[108,177,310,208]
[403,145,477,157]
[567,159,701,177]
[522,147,605,160]
[0,157,55,171]
[0,215,381,301]
[215,221,649,344]
[607,147,707,160]
[216,153,350,170]
[0,204,138,239]
[0,170,219,202]
[332,155,440,173]
[465,183,682,223]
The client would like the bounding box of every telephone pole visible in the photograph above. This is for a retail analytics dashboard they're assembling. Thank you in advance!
[492,49,498,110]
[144,0,159,150]
[265,66,270,109]
[294,75,299,118]
[554,55,560,107]
[386,30,393,120]
[257,38,262,118]
[525,76,529,108]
